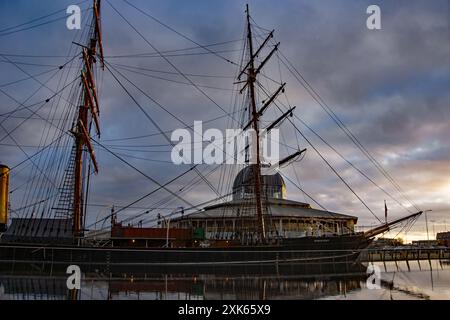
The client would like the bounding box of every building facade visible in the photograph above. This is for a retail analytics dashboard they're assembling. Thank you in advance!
[171,166,358,242]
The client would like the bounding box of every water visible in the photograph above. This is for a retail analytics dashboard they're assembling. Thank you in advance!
[0,260,449,300]
[321,260,450,300]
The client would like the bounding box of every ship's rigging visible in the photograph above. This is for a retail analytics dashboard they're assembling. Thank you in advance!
[0,1,424,244]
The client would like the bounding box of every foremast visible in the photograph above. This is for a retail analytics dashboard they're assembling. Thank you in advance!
[73,0,104,238]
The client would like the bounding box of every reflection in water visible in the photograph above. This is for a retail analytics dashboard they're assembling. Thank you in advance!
[0,260,449,300]
[0,274,365,300]
[0,276,67,300]
[108,275,365,300]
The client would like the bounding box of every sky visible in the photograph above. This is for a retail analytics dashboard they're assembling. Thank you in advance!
[0,0,449,242]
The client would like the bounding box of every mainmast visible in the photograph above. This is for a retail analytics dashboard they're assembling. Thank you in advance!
[238,5,289,243]
[245,4,265,243]
[73,0,104,238]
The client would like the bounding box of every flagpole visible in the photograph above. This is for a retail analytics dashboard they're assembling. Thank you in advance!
[384,200,388,224]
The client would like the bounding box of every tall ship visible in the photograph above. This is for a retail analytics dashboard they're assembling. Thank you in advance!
[0,1,422,273]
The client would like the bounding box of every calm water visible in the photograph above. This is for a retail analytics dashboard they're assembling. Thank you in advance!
[0,260,449,300]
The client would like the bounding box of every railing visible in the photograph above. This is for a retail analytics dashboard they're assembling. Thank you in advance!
[360,247,450,262]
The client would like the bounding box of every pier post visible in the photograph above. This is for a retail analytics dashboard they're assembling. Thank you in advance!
[406,250,410,271]
[417,248,421,269]
[394,251,398,271]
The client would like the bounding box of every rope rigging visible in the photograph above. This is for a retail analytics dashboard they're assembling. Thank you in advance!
[255,77,382,223]
[100,108,245,143]
[0,2,427,243]
[106,0,241,126]
[247,15,421,221]
[7,5,95,235]
[111,63,236,92]
[102,60,221,197]
[264,18,420,223]
[257,79,413,218]
[0,3,90,38]
[120,0,240,67]
[276,48,421,213]
[84,161,199,230]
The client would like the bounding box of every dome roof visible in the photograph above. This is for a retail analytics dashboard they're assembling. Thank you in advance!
[232,165,284,189]
[232,165,286,200]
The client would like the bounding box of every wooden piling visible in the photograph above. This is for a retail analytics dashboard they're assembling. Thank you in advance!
[406,250,410,271]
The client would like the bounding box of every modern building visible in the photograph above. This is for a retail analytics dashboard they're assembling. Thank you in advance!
[437,231,450,246]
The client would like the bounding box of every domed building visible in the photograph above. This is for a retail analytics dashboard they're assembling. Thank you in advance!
[171,165,357,243]
[232,165,286,201]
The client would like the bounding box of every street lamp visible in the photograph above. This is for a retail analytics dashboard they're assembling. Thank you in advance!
[430,220,436,240]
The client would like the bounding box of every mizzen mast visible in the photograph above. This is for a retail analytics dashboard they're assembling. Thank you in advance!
[73,0,103,238]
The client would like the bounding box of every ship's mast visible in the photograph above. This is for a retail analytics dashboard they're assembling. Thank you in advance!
[245,4,265,243]
[73,0,103,238]
[238,5,287,243]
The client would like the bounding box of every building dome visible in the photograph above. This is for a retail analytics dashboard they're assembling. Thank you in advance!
[232,165,286,200]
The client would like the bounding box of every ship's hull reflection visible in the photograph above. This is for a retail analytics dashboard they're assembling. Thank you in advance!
[0,262,368,300]
[108,273,365,300]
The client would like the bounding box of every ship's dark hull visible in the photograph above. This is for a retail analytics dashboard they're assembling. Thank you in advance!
[0,233,372,275]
